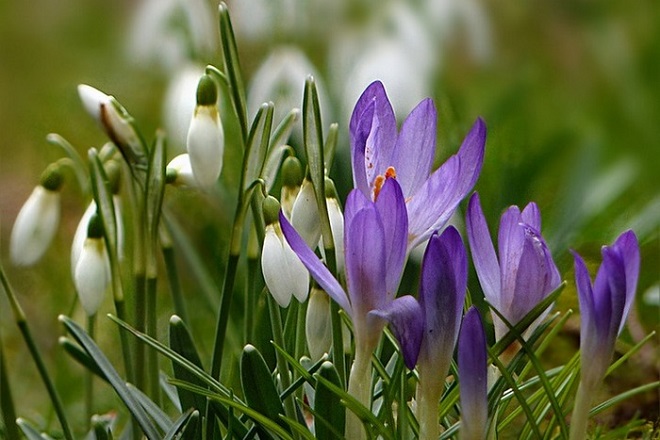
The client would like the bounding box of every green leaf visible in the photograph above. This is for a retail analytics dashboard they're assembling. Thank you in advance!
[127,383,172,432]
[242,102,274,192]
[314,361,346,440]
[590,381,660,417]
[163,409,199,440]
[240,344,291,437]
[59,315,161,439]
[218,2,248,144]
[59,336,108,382]
[302,76,333,252]
[169,315,208,414]
[145,130,167,276]
[91,413,115,440]
[16,418,47,440]
[323,123,339,172]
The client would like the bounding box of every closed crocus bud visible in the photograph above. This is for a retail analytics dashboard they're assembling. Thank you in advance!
[261,196,309,307]
[280,156,303,219]
[75,213,110,316]
[166,153,196,187]
[77,84,146,167]
[10,164,63,266]
[306,287,333,361]
[290,178,321,249]
[186,74,224,189]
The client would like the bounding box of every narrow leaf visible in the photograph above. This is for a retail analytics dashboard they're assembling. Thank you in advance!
[163,409,199,440]
[314,361,346,440]
[169,315,208,414]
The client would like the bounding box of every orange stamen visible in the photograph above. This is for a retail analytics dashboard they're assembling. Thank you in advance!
[373,166,398,200]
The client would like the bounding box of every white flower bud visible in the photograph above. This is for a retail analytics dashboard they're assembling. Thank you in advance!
[78,84,111,122]
[10,185,61,266]
[306,287,332,361]
[262,223,309,307]
[290,179,321,249]
[327,197,345,275]
[166,154,197,187]
[75,237,110,316]
[186,75,224,189]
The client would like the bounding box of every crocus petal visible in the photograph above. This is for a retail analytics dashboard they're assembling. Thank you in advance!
[349,81,397,197]
[344,205,387,317]
[406,155,460,248]
[521,202,541,231]
[454,117,487,197]
[601,247,627,342]
[497,206,525,314]
[466,193,501,307]
[390,98,436,197]
[374,178,408,299]
[612,230,640,334]
[458,306,488,440]
[572,251,595,335]
[419,227,467,370]
[344,187,371,229]
[10,186,61,267]
[280,211,351,313]
[368,295,424,369]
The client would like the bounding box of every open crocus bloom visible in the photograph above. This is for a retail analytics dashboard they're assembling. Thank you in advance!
[350,80,486,251]
[281,177,422,360]
[572,230,639,387]
[466,192,561,343]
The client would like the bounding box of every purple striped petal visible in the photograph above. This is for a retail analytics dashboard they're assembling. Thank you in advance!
[374,178,408,300]
[406,155,460,248]
[280,211,352,314]
[345,204,387,318]
[521,202,541,231]
[602,247,627,342]
[349,81,396,197]
[390,98,437,198]
[612,230,640,335]
[454,117,487,197]
[418,227,467,372]
[368,295,424,369]
[458,306,488,438]
[466,193,501,308]
[344,188,371,229]
[498,206,525,315]
[572,251,596,339]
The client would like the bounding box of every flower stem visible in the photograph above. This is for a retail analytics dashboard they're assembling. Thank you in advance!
[0,331,20,440]
[161,238,188,324]
[86,314,96,427]
[569,381,594,440]
[0,264,74,440]
[346,345,372,440]
[146,276,160,405]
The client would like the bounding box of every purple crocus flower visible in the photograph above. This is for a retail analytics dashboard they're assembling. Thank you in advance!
[350,81,486,251]
[458,306,489,440]
[281,177,423,437]
[572,230,639,388]
[466,192,561,346]
[569,230,639,440]
[415,227,467,440]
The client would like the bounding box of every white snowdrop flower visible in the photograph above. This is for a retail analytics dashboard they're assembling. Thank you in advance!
[261,196,309,307]
[163,64,204,153]
[290,179,321,249]
[306,287,332,361]
[166,154,197,188]
[75,214,110,316]
[78,84,111,122]
[187,74,224,189]
[327,195,345,275]
[10,166,63,266]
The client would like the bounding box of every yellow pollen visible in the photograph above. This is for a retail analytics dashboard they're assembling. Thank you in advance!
[373,166,397,200]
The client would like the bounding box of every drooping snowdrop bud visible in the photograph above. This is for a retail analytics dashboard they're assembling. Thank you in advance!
[75,213,110,316]
[77,85,146,168]
[261,196,309,307]
[166,154,196,187]
[186,74,224,189]
[10,164,63,266]
[306,287,333,361]
[280,156,303,219]
[325,178,345,274]
[290,178,321,249]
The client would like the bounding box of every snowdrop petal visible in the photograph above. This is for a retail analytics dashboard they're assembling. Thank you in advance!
[75,238,110,316]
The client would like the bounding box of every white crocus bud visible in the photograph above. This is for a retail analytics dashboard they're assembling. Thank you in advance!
[290,178,321,249]
[280,156,303,219]
[261,196,309,307]
[306,287,333,361]
[186,74,224,189]
[75,213,110,316]
[10,165,63,266]
[166,154,196,187]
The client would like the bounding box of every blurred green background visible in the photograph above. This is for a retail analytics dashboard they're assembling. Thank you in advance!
[0,0,658,436]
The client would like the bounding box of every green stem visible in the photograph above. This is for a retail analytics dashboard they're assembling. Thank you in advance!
[162,244,188,324]
[346,345,372,440]
[330,300,346,388]
[569,381,594,440]
[0,264,73,440]
[245,257,258,344]
[0,331,20,440]
[146,276,160,405]
[134,272,146,391]
[267,293,299,435]
[86,314,96,426]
